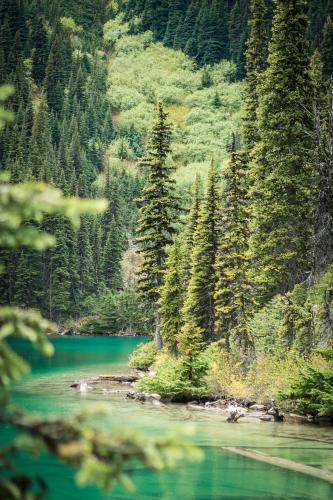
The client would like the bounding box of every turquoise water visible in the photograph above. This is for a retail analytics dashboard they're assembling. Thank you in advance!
[2,337,333,499]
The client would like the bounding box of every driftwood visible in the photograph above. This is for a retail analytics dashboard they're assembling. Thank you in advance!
[223,447,333,484]
[226,410,244,423]
[92,374,139,383]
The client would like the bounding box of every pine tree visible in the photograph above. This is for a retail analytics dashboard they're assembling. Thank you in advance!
[159,239,183,354]
[321,15,333,80]
[311,57,333,275]
[181,161,220,344]
[77,216,95,298]
[102,217,123,291]
[229,0,250,79]
[163,0,185,47]
[182,175,202,285]
[136,103,179,348]
[44,25,72,114]
[47,216,73,322]
[214,142,253,354]
[249,0,314,303]
[28,95,55,181]
[31,17,49,85]
[243,0,269,152]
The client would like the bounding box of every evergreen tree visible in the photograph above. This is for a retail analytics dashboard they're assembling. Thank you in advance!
[102,217,123,291]
[28,96,55,181]
[214,142,253,354]
[31,17,49,85]
[181,161,220,344]
[243,0,269,152]
[47,216,73,321]
[44,25,72,114]
[182,175,202,284]
[159,239,183,354]
[249,0,314,303]
[229,0,249,79]
[136,103,179,348]
[321,15,333,80]
[77,216,95,298]
[163,0,185,47]
[311,57,333,275]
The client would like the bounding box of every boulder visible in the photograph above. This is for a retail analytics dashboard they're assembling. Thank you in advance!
[249,404,268,411]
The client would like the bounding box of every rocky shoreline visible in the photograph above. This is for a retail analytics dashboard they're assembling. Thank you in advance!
[69,372,332,425]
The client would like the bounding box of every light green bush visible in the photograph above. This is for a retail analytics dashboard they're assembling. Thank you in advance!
[136,353,210,401]
[128,341,157,370]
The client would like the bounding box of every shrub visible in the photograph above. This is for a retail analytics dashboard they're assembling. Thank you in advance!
[279,349,333,417]
[128,341,157,370]
[136,353,210,401]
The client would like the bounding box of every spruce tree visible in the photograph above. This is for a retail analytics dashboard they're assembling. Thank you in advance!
[243,0,269,152]
[214,142,253,354]
[77,216,95,299]
[182,175,202,285]
[249,0,314,303]
[31,17,49,86]
[181,161,220,344]
[102,217,123,291]
[311,56,333,274]
[321,15,333,80]
[28,96,55,181]
[159,239,183,354]
[136,103,179,348]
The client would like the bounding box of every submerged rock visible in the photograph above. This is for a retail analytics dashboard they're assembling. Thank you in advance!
[284,413,315,424]
[70,380,92,392]
[126,390,163,404]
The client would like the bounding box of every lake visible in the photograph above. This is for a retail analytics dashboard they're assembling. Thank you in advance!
[2,337,333,499]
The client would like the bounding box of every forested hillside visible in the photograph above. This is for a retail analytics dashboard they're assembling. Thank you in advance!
[123,0,333,78]
[0,0,243,333]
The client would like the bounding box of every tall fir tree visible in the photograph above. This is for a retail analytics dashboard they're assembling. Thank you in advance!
[249,0,314,303]
[321,15,333,80]
[136,103,179,348]
[243,0,269,152]
[31,16,49,85]
[214,142,253,354]
[159,239,183,354]
[182,175,202,285]
[181,161,220,344]
[102,217,124,291]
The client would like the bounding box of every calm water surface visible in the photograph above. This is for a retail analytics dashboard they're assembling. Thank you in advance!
[2,337,333,499]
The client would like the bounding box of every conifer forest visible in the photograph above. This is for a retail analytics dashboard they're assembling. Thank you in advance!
[1,1,333,499]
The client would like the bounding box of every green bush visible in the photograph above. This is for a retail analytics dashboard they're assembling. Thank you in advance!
[136,353,210,401]
[279,350,333,417]
[128,341,157,370]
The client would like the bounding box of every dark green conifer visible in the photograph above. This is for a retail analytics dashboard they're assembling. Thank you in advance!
[78,216,95,298]
[102,217,123,291]
[181,161,220,344]
[136,103,179,348]
[31,17,49,86]
[321,16,333,80]
[214,142,253,354]
[243,0,269,152]
[182,175,202,285]
[159,239,183,354]
[249,0,314,303]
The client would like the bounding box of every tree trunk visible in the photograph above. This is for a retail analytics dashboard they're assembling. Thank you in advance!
[155,310,163,349]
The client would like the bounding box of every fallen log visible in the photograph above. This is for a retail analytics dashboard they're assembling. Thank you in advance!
[223,447,333,484]
[89,374,139,384]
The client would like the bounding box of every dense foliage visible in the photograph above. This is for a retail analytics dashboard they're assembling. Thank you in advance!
[1,0,333,417]
[130,0,333,409]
